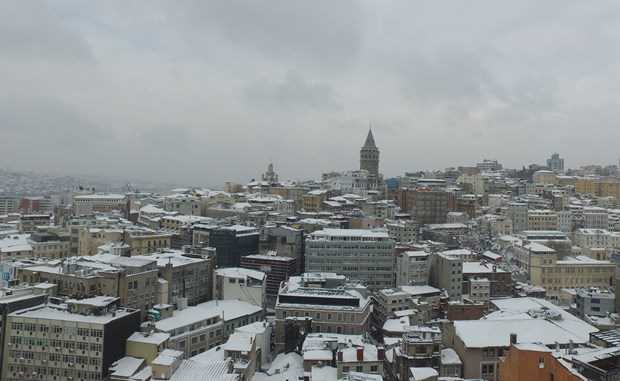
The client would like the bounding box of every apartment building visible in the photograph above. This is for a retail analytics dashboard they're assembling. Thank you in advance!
[396,251,430,286]
[274,273,372,352]
[430,252,462,300]
[305,229,395,290]
[142,250,214,307]
[462,262,511,297]
[1,296,140,381]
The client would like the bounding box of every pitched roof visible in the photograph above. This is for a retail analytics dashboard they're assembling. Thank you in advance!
[363,128,376,147]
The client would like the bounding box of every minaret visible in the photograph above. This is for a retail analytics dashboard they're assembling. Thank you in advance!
[360,128,380,176]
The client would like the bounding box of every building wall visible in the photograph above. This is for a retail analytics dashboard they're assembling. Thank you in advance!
[499,346,581,381]
[305,234,395,290]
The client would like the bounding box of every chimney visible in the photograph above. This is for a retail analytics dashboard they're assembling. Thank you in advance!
[378,347,385,361]
[356,347,364,362]
[337,351,343,362]
[510,333,517,345]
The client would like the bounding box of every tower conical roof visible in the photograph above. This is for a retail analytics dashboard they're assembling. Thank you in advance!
[363,128,376,148]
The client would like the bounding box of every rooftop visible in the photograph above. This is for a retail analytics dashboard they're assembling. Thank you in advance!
[10,304,135,324]
[309,228,390,239]
[215,267,265,281]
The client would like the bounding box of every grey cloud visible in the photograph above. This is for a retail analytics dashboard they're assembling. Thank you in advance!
[0,1,93,62]
[244,71,341,111]
[2,0,620,184]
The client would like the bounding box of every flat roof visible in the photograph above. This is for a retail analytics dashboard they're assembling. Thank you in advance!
[310,228,390,239]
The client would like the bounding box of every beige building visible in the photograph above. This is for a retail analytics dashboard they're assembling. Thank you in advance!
[530,254,614,298]
[527,209,559,231]
[124,230,172,256]
[73,193,127,216]
[126,331,170,364]
[78,227,124,256]
[532,170,558,185]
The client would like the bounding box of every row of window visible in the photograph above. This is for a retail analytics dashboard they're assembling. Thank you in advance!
[10,323,103,338]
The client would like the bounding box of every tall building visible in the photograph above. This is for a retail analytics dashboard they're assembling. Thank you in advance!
[305,228,395,289]
[547,152,565,172]
[360,128,379,177]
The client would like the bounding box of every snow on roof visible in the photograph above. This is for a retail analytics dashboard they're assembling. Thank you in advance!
[383,317,411,333]
[311,366,337,381]
[140,204,165,214]
[462,262,507,274]
[513,343,552,352]
[109,356,144,378]
[524,242,555,253]
[488,297,598,342]
[402,251,429,258]
[341,344,378,362]
[410,367,438,380]
[304,349,333,361]
[242,254,295,262]
[235,321,269,335]
[10,304,134,324]
[128,331,170,345]
[482,251,502,260]
[455,319,587,348]
[90,253,156,268]
[223,332,254,352]
[215,267,265,281]
[0,234,32,253]
[440,348,462,365]
[556,256,612,265]
[253,352,303,381]
[142,250,205,268]
[190,345,225,363]
[309,228,390,239]
[426,223,468,230]
[156,300,262,332]
[74,193,125,200]
[167,359,236,381]
[399,285,442,296]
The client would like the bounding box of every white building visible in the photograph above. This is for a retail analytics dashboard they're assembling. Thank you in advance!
[583,207,609,230]
[385,219,418,243]
[467,277,490,304]
[305,229,395,290]
[73,193,126,216]
[214,267,267,308]
[396,251,430,286]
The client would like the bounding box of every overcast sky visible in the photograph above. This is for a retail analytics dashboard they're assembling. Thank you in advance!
[2,1,620,186]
